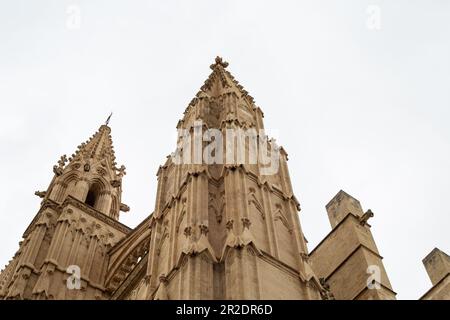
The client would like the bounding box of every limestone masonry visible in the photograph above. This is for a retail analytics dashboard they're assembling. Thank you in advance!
[0,57,448,300]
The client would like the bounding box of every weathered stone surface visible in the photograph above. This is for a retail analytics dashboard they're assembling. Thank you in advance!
[1,57,445,300]
[421,248,450,300]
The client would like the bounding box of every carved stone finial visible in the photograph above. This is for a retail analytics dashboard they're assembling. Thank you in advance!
[300,252,309,262]
[117,165,126,178]
[53,155,67,176]
[210,56,229,70]
[58,155,67,166]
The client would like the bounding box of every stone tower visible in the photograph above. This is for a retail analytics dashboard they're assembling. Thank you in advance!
[0,123,130,299]
[309,190,396,300]
[111,57,324,300]
[421,248,450,299]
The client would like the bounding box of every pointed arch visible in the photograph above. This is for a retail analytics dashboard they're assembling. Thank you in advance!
[61,171,81,185]
[89,176,109,192]
[50,171,80,202]
[85,183,102,208]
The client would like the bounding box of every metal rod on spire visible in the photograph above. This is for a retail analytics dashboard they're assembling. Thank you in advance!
[105,112,113,126]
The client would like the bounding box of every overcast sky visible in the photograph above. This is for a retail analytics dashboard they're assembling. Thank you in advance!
[0,0,449,300]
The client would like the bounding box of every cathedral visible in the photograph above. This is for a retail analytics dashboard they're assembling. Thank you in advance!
[0,57,448,300]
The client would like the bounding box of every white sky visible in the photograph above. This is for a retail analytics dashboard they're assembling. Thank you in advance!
[0,0,449,300]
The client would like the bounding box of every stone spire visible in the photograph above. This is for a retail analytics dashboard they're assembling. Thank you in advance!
[178,56,264,133]
[186,56,256,103]
[65,124,118,175]
[43,122,128,220]
[139,57,321,300]
[204,56,255,102]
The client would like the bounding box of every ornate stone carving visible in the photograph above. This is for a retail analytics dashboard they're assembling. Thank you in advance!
[210,56,229,69]
[226,220,234,231]
[273,203,293,234]
[208,192,224,224]
[1,57,404,302]
[300,252,309,262]
[175,208,186,234]
[241,218,251,229]
[53,155,67,176]
[319,278,335,300]
[116,165,126,178]
[62,196,131,234]
[199,224,209,235]
[183,226,192,237]
[111,180,121,188]
[96,166,107,176]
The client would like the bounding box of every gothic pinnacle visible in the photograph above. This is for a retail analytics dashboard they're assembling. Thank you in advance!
[210,56,229,70]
